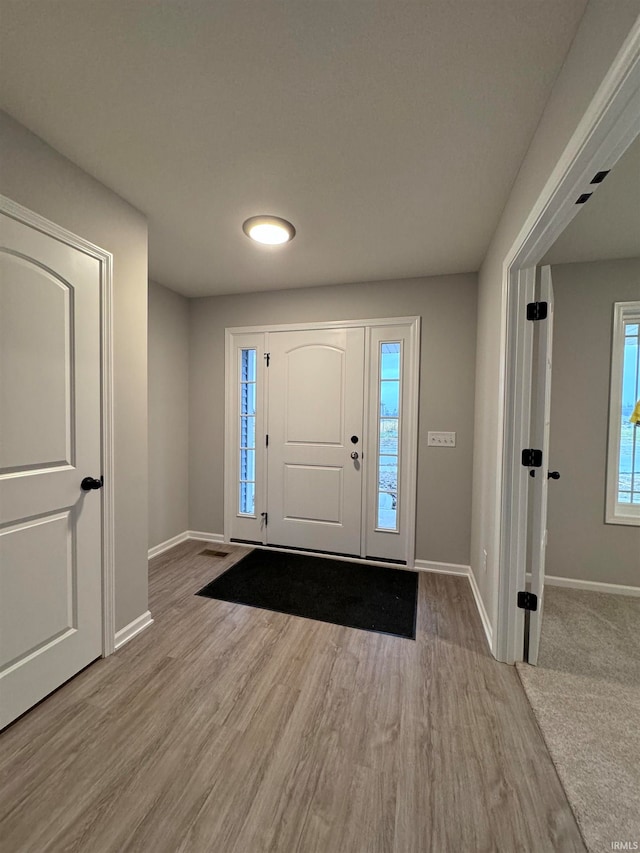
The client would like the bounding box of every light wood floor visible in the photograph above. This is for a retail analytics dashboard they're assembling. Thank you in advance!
[0,542,585,852]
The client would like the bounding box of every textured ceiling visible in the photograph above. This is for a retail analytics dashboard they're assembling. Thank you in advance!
[0,1,588,296]
[543,132,640,265]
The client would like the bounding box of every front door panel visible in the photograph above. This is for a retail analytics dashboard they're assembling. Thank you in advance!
[267,328,365,554]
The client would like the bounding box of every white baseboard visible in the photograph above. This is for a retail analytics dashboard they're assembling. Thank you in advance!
[414,559,493,653]
[114,610,154,650]
[467,568,494,652]
[526,572,640,598]
[413,559,470,576]
[187,530,225,544]
[148,531,225,560]
[148,531,190,559]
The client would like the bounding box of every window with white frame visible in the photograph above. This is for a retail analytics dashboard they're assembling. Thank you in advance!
[239,348,257,516]
[377,342,402,531]
[606,301,640,525]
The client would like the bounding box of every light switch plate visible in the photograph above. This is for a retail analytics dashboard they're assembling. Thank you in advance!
[427,431,456,447]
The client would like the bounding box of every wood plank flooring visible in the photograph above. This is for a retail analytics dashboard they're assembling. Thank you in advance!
[0,542,586,852]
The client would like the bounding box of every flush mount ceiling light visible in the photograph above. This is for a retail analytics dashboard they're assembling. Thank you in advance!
[242,215,296,245]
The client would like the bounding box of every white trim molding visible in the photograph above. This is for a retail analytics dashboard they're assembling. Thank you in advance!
[226,316,423,335]
[546,575,640,597]
[148,531,226,560]
[148,531,190,559]
[414,559,469,576]
[527,573,640,598]
[187,530,226,543]
[468,569,494,652]
[0,194,116,658]
[114,611,154,650]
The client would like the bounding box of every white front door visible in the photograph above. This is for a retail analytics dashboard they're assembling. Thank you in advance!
[0,212,103,729]
[266,327,365,555]
[528,265,555,665]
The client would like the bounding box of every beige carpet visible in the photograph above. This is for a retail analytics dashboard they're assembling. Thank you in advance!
[517,586,640,853]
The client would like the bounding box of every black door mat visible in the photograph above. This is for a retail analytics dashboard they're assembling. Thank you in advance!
[196,548,418,639]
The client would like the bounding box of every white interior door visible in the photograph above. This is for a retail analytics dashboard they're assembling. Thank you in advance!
[266,327,365,555]
[0,212,103,729]
[528,266,555,665]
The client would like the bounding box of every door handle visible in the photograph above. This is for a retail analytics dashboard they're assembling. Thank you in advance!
[350,451,359,460]
[81,476,103,491]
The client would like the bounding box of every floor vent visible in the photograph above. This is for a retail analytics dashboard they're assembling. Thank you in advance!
[200,548,229,558]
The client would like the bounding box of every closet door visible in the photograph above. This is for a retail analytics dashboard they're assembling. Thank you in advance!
[0,212,103,729]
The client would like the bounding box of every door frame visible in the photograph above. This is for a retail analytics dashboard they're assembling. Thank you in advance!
[495,21,640,663]
[224,316,420,567]
[1,194,116,657]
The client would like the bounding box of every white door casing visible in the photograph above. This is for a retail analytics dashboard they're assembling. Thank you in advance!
[0,202,113,729]
[225,318,419,565]
[267,327,365,555]
[527,266,554,665]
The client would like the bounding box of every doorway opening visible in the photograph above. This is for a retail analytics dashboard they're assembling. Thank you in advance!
[495,24,640,664]
[515,148,640,849]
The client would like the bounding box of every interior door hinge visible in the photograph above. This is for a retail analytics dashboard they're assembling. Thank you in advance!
[264,352,270,366]
[265,434,269,447]
[526,301,548,321]
[517,591,538,611]
[260,511,268,526]
[521,448,543,467]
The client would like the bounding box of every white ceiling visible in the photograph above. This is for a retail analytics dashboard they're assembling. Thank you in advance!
[543,131,640,265]
[0,1,588,297]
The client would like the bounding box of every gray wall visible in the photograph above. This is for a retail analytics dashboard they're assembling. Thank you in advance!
[189,274,477,566]
[148,280,190,550]
[0,111,149,632]
[471,1,640,635]
[546,258,640,587]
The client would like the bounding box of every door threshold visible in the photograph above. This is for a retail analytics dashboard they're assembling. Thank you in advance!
[230,540,409,570]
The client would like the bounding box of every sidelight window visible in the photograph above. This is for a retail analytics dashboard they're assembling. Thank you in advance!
[606,302,640,524]
[377,342,401,530]
[239,348,257,515]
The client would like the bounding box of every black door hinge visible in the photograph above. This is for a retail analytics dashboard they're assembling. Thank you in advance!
[526,301,548,321]
[265,434,269,447]
[261,511,268,526]
[264,352,270,367]
[517,591,538,612]
[521,448,543,467]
